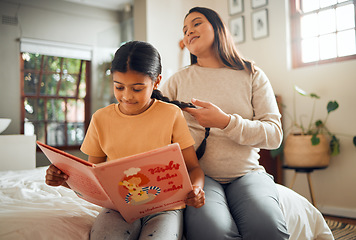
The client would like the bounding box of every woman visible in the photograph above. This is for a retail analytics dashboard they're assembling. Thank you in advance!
[161,7,289,240]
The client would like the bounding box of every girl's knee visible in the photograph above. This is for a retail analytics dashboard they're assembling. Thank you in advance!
[90,209,141,240]
[140,210,183,240]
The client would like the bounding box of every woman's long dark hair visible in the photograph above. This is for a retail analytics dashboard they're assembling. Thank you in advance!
[186,7,255,74]
[111,41,209,159]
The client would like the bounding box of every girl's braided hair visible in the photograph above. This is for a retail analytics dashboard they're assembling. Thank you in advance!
[151,89,195,109]
[151,89,210,160]
[111,41,209,159]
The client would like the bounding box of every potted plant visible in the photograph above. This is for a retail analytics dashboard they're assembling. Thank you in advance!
[273,86,356,168]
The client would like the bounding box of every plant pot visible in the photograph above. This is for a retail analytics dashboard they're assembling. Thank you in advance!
[284,134,330,167]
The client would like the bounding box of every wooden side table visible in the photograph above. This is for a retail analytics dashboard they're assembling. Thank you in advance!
[283,166,327,207]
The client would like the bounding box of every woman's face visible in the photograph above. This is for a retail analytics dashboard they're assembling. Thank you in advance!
[113,70,160,115]
[183,12,215,58]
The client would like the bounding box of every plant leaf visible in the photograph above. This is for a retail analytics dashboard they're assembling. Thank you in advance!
[311,134,320,145]
[353,136,356,147]
[330,135,340,156]
[270,145,284,158]
[294,85,308,96]
[327,101,339,113]
[315,120,323,127]
[310,93,320,99]
[294,85,319,98]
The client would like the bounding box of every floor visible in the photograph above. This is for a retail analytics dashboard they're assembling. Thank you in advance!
[324,215,356,225]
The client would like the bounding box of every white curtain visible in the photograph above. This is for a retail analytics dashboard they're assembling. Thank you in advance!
[20,38,92,60]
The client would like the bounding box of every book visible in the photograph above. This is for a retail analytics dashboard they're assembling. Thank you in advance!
[37,141,193,223]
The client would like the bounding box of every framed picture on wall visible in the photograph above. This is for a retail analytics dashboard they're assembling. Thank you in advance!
[228,0,244,15]
[252,9,268,39]
[230,16,245,43]
[251,0,268,9]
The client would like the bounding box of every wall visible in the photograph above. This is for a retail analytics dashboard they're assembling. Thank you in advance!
[0,0,123,165]
[236,0,356,218]
[135,0,356,218]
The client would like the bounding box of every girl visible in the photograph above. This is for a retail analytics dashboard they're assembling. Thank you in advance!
[45,41,205,240]
[161,7,289,240]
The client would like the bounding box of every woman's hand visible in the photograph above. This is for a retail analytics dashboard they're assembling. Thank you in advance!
[184,98,230,129]
[186,185,205,208]
[45,164,68,187]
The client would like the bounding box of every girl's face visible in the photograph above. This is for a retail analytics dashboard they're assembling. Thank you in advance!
[113,70,160,115]
[183,12,215,58]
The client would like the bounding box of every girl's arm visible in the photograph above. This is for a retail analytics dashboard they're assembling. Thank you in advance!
[45,155,107,189]
[45,164,69,187]
[88,155,107,164]
[181,145,205,208]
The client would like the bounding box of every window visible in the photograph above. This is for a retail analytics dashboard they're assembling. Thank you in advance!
[290,0,356,67]
[20,53,91,149]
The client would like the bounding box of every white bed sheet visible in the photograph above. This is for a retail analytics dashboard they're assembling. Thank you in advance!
[0,167,333,240]
[0,167,101,240]
[277,184,334,240]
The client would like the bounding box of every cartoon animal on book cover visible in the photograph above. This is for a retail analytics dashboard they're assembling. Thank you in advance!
[119,167,161,205]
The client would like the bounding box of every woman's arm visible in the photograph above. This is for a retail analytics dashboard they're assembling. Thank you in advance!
[183,72,282,149]
[185,97,282,149]
[181,145,205,208]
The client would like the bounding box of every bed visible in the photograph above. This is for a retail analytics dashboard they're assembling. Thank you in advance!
[0,166,333,240]
[0,167,100,240]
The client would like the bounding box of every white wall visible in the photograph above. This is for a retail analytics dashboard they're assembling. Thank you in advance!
[0,0,123,165]
[237,0,356,218]
[136,0,356,218]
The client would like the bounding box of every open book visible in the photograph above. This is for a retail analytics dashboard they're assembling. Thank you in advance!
[37,141,193,223]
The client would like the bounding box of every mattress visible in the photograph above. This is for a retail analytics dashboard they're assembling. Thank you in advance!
[0,167,333,240]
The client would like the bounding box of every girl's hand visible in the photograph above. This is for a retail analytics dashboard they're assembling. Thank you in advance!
[184,98,230,129]
[45,164,68,187]
[186,185,205,208]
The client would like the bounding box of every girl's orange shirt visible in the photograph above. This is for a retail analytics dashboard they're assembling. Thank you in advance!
[81,100,195,161]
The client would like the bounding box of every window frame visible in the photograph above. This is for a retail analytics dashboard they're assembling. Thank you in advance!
[20,53,91,150]
[290,0,356,68]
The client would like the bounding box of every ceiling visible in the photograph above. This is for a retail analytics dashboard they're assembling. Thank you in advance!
[62,0,133,11]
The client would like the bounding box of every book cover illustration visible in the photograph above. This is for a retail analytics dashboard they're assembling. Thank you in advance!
[93,145,193,223]
[119,168,161,205]
[37,141,192,223]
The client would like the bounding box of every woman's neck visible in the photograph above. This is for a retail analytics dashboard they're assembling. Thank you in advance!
[196,54,224,68]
